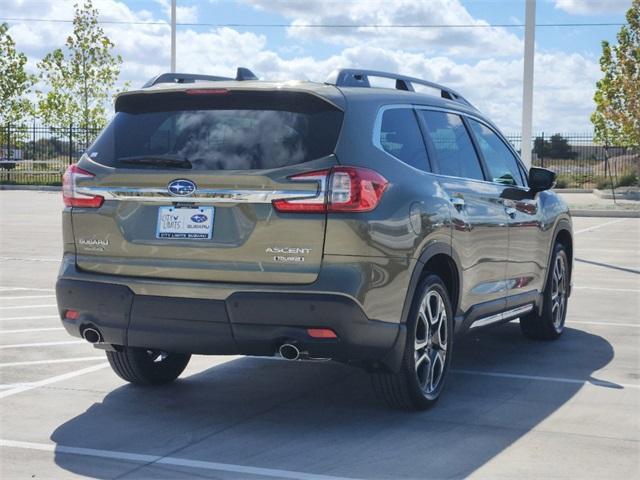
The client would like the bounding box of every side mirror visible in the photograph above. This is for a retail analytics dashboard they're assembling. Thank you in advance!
[528,167,556,192]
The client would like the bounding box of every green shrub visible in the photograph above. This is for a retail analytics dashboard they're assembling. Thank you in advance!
[595,176,612,190]
[554,175,569,189]
[617,172,638,187]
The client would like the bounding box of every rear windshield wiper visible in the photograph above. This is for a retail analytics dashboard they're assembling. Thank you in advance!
[116,155,192,169]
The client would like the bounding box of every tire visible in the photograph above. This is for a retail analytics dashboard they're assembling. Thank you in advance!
[520,242,570,340]
[106,347,191,385]
[372,274,454,410]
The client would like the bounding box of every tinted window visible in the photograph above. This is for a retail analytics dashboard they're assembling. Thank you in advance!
[468,119,524,186]
[88,91,343,170]
[379,108,429,171]
[418,111,484,181]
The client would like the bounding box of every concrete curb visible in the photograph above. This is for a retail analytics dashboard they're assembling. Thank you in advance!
[554,188,594,193]
[593,189,640,200]
[570,209,640,218]
[0,185,61,191]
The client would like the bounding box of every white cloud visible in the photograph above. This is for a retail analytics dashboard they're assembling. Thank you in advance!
[554,0,630,15]
[177,33,600,132]
[154,0,199,23]
[243,0,523,57]
[4,0,601,132]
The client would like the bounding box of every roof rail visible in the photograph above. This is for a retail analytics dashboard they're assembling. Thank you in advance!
[142,67,259,88]
[325,69,475,109]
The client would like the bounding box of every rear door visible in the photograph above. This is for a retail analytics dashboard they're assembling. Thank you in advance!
[70,89,343,284]
[416,109,510,316]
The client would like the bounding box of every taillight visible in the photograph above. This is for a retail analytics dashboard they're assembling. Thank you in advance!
[272,169,329,213]
[328,166,388,212]
[62,164,104,208]
[272,166,388,213]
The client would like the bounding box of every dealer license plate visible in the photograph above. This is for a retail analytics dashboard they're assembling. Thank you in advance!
[156,206,214,239]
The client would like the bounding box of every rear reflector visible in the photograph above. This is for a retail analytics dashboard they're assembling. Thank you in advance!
[272,166,388,213]
[64,309,80,321]
[62,164,104,208]
[306,328,338,339]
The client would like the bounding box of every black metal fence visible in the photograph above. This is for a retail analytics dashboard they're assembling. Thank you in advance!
[1,123,101,186]
[505,132,638,189]
[1,124,638,188]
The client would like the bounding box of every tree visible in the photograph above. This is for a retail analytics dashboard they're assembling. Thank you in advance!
[0,22,35,125]
[591,0,640,145]
[548,134,575,159]
[37,1,123,131]
[533,136,549,159]
[533,134,575,159]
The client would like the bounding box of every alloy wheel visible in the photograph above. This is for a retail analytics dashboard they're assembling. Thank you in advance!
[551,254,567,330]
[414,289,448,395]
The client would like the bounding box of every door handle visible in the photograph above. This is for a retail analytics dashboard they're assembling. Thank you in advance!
[450,197,465,210]
[504,206,517,218]
[503,199,516,218]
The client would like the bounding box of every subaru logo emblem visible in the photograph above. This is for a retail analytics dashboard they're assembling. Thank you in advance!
[168,179,196,196]
[191,214,208,223]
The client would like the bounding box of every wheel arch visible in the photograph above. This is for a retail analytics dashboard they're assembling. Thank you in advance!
[551,218,573,285]
[402,243,461,322]
[379,242,460,373]
[537,217,573,315]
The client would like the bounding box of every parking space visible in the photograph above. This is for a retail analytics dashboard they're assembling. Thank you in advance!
[1,190,639,479]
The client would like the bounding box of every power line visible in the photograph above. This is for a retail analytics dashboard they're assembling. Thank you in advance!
[0,17,626,28]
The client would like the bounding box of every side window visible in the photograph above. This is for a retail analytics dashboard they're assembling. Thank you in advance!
[417,110,485,181]
[468,119,524,186]
[379,108,429,171]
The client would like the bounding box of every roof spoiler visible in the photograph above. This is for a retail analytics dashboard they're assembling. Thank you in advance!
[142,67,259,88]
[325,68,475,109]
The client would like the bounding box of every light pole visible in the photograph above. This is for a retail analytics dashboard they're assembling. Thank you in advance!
[170,0,176,72]
[521,0,536,168]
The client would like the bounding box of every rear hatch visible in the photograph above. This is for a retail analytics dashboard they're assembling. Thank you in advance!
[68,88,344,284]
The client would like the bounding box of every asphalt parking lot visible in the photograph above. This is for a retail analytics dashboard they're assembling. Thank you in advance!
[0,190,638,479]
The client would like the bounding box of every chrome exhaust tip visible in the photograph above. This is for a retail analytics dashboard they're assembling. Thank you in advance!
[82,327,102,344]
[279,343,301,361]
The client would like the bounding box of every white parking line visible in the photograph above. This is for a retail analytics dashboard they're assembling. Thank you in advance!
[0,363,110,399]
[573,286,640,293]
[0,439,360,480]
[0,383,35,390]
[0,340,84,350]
[0,257,59,262]
[0,357,105,368]
[0,295,56,301]
[0,304,57,310]
[0,315,59,322]
[1,327,65,334]
[569,320,640,328]
[0,287,55,292]
[452,369,640,389]
[574,218,628,234]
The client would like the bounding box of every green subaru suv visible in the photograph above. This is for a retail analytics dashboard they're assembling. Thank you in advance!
[56,68,573,410]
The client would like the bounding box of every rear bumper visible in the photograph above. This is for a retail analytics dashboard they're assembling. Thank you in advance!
[56,278,403,368]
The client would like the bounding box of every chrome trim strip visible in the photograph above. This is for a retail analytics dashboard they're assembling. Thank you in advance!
[75,186,320,204]
[470,304,534,329]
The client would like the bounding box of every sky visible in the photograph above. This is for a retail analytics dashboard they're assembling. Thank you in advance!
[0,0,632,134]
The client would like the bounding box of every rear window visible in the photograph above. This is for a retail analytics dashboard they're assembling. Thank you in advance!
[378,108,429,171]
[88,90,343,170]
